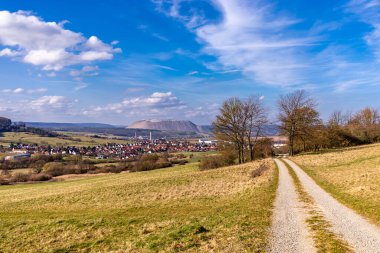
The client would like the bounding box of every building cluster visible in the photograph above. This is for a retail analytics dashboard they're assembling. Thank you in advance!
[2,139,217,160]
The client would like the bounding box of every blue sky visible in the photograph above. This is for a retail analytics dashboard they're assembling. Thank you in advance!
[1,0,380,125]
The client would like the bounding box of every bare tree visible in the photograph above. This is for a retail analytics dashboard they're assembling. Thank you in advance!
[277,90,318,156]
[328,111,346,126]
[348,107,380,142]
[244,96,268,161]
[213,96,268,164]
[213,97,246,163]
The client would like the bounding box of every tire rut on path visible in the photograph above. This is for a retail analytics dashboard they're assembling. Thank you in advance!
[268,159,316,253]
[284,158,380,253]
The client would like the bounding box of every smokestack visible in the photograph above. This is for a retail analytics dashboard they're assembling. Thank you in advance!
[150,131,152,141]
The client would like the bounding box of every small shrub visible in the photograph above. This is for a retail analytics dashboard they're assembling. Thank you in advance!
[199,156,225,170]
[250,163,269,178]
[171,159,188,165]
[131,155,173,172]
[43,162,66,177]
[29,173,52,181]
[175,154,186,159]
[199,154,236,171]
[0,176,10,185]
[11,173,30,183]
[31,160,46,173]
[95,165,124,174]
[133,161,157,172]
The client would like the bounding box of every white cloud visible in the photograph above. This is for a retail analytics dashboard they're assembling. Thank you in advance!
[30,95,75,112]
[154,64,177,71]
[2,88,24,93]
[154,0,315,86]
[81,91,217,124]
[119,91,185,108]
[2,87,48,94]
[74,84,89,91]
[85,92,187,116]
[154,0,207,29]
[13,88,24,93]
[0,95,77,121]
[188,70,199,75]
[0,10,121,71]
[152,33,169,42]
[0,48,19,57]
[70,65,99,77]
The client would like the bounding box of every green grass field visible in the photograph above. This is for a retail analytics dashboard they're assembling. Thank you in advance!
[0,160,278,252]
[291,143,380,226]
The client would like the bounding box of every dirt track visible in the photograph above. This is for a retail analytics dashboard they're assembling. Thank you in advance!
[282,158,380,253]
[268,159,315,252]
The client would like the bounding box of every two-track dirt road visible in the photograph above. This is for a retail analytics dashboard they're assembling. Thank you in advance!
[269,158,380,253]
[268,159,315,252]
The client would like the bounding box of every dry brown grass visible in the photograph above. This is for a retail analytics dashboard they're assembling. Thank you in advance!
[0,160,278,252]
[291,143,380,226]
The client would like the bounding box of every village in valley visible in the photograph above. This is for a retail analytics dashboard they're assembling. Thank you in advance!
[0,117,219,161]
[3,138,217,161]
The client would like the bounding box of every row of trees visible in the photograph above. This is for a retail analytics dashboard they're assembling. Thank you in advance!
[213,90,380,161]
[279,90,380,154]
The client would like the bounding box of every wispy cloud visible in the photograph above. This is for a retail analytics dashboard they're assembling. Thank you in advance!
[2,87,48,94]
[74,84,89,91]
[187,70,198,75]
[153,64,177,71]
[152,33,169,42]
[70,65,100,79]
[153,0,317,86]
[346,0,380,60]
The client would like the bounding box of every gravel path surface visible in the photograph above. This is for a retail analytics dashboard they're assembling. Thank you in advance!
[268,159,316,253]
[284,158,380,253]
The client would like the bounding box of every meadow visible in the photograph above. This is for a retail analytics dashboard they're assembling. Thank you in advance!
[291,143,380,226]
[0,160,277,252]
[0,131,129,147]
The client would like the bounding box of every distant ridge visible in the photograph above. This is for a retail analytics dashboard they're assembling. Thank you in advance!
[26,122,117,129]
[128,120,210,133]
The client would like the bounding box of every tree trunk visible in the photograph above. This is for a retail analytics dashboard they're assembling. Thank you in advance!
[249,143,253,161]
[289,135,294,156]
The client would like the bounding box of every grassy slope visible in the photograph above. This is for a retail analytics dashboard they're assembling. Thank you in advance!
[0,132,129,147]
[0,160,278,252]
[291,143,380,226]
